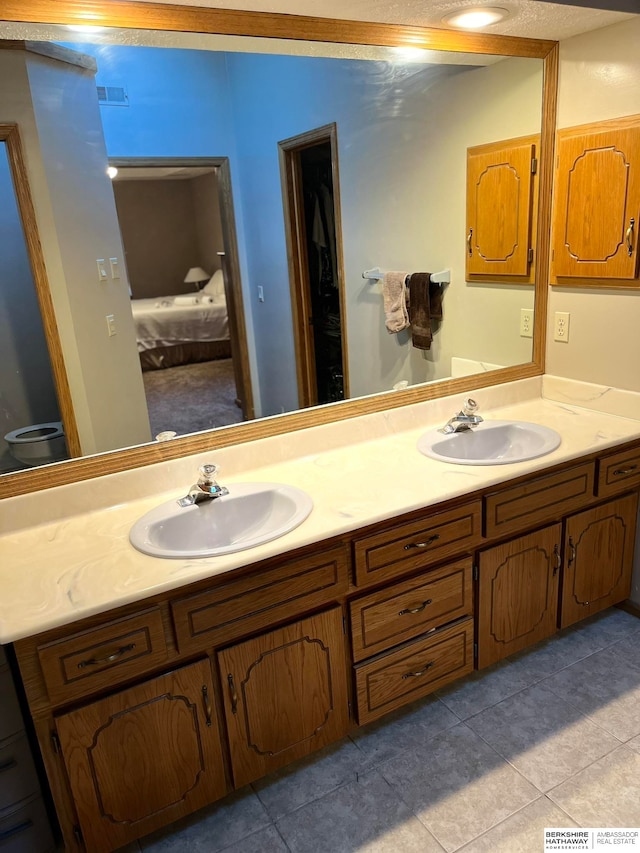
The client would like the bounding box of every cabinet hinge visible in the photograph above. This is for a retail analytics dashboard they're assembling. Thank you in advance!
[473,642,478,661]
[73,825,83,847]
[50,731,61,754]
[528,248,534,264]
[473,564,479,582]
[531,157,538,175]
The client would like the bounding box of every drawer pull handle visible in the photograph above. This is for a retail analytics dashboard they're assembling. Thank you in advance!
[202,685,212,727]
[567,537,576,568]
[553,544,561,576]
[399,599,433,616]
[228,674,238,715]
[0,819,33,842]
[77,643,136,669]
[404,534,440,551]
[613,465,637,476]
[402,661,434,679]
[0,757,17,773]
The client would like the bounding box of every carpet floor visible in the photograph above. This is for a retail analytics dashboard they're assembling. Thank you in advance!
[142,358,244,438]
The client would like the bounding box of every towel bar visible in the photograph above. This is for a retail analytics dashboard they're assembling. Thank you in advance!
[362,268,451,286]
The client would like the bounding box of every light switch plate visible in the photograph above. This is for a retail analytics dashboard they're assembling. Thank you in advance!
[109,257,120,279]
[106,314,117,337]
[97,259,108,282]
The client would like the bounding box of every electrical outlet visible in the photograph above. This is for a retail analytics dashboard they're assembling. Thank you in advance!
[554,311,570,342]
[106,314,117,337]
[520,308,534,338]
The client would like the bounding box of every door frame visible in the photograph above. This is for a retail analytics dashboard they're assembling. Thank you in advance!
[0,123,81,457]
[278,123,349,408]
[109,156,254,421]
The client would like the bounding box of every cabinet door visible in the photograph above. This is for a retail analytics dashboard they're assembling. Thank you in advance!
[553,122,640,279]
[477,524,562,668]
[561,493,638,628]
[466,137,536,277]
[56,658,227,853]
[217,607,349,788]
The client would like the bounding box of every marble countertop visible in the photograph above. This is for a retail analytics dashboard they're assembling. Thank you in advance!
[2,375,640,644]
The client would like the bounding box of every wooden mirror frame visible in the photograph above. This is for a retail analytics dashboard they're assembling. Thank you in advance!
[0,1,558,499]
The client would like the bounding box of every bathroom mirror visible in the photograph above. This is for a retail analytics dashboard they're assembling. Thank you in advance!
[0,2,557,497]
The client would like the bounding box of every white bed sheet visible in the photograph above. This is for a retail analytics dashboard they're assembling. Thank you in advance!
[130,295,229,352]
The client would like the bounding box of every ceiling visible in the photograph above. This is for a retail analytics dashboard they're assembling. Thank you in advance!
[131,0,636,41]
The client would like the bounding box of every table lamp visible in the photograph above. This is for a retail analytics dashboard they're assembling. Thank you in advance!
[184,266,209,291]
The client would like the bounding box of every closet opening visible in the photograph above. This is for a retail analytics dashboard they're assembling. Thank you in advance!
[279,124,348,408]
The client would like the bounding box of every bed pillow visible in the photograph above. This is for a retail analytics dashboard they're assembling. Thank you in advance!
[203,269,226,300]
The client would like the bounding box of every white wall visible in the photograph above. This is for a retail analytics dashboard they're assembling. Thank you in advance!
[547,16,640,390]
[0,48,152,456]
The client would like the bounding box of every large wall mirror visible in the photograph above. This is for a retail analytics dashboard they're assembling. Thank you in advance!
[0,2,557,498]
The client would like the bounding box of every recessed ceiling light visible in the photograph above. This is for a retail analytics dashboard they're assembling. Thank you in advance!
[442,7,509,29]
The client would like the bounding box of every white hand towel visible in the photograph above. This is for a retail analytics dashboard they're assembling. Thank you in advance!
[383,272,409,333]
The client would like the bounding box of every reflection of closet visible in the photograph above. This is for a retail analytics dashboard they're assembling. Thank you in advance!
[466,134,539,281]
[299,142,344,405]
[551,115,640,284]
[279,123,347,409]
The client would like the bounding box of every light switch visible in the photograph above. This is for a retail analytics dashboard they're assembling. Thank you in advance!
[109,257,120,279]
[257,286,265,302]
[97,259,108,282]
[106,314,117,337]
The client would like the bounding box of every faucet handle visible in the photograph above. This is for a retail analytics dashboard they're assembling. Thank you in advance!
[462,398,479,416]
[198,463,220,485]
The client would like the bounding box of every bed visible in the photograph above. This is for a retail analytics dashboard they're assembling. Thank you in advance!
[131,288,230,370]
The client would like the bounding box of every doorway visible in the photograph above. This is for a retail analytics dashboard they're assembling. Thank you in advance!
[279,124,349,408]
[109,157,254,435]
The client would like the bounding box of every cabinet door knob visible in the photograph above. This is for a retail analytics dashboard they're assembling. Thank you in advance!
[201,685,212,727]
[228,674,238,715]
[398,599,433,616]
[404,534,439,551]
[626,218,635,257]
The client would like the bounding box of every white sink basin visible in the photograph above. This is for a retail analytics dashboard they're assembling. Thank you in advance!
[417,420,561,465]
[130,482,313,559]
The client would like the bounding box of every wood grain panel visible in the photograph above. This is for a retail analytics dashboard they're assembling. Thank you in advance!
[56,658,227,853]
[217,608,348,788]
[597,444,640,497]
[354,619,473,725]
[561,493,638,628]
[353,501,482,587]
[172,546,348,654]
[466,137,536,278]
[477,524,561,668]
[350,558,473,662]
[552,116,640,282]
[484,462,594,539]
[37,608,168,705]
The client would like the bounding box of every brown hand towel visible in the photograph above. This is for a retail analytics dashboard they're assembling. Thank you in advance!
[382,271,410,333]
[409,272,434,350]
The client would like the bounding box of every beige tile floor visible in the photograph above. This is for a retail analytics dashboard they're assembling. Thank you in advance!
[127,608,640,853]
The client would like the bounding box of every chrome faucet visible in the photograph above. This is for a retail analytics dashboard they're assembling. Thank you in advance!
[440,398,484,434]
[177,463,229,507]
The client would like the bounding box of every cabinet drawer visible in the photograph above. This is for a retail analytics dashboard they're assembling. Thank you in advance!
[597,445,640,497]
[484,462,594,539]
[0,667,23,742]
[354,619,473,725]
[37,608,168,705]
[0,733,40,811]
[353,501,482,588]
[0,795,55,852]
[172,546,349,654]
[350,558,473,662]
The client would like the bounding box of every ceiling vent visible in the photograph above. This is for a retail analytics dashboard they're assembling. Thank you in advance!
[97,85,129,106]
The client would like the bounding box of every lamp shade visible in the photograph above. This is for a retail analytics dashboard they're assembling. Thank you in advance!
[184,266,209,284]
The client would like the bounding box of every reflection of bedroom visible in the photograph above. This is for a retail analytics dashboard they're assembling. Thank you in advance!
[111,167,242,439]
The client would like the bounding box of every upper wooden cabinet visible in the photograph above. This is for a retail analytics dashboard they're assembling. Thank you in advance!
[552,116,640,282]
[466,135,538,279]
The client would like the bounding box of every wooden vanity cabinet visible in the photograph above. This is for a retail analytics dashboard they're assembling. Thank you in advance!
[54,658,227,853]
[217,607,349,788]
[552,116,640,282]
